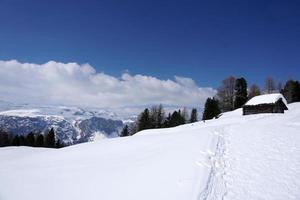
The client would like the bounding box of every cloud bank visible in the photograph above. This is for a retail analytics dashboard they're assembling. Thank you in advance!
[0,60,216,110]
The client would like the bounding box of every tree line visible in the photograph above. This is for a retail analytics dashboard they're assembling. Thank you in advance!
[120,105,198,136]
[0,128,64,148]
[203,76,300,120]
[121,77,300,136]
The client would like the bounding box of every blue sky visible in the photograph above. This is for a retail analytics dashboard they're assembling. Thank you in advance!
[0,0,300,89]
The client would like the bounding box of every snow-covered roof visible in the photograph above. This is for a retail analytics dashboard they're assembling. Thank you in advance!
[245,93,288,106]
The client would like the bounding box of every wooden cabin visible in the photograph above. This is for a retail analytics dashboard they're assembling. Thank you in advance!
[243,94,288,115]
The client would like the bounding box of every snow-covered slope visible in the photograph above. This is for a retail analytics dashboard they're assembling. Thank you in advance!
[0,103,300,200]
[0,104,125,144]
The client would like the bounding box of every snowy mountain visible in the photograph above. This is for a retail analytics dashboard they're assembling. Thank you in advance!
[0,103,127,144]
[1,102,300,200]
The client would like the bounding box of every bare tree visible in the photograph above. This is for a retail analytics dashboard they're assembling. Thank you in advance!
[150,104,165,128]
[265,76,275,94]
[248,84,261,99]
[181,107,189,123]
[128,122,138,136]
[217,76,236,111]
[277,82,283,93]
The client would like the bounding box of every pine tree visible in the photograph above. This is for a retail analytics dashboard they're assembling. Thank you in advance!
[296,81,300,102]
[178,109,186,125]
[45,128,55,148]
[163,113,172,128]
[168,111,180,127]
[137,108,152,131]
[202,98,221,120]
[12,135,20,146]
[234,77,248,109]
[120,125,129,137]
[19,135,26,146]
[26,132,35,147]
[36,134,44,147]
[0,130,10,147]
[167,110,185,127]
[55,139,64,148]
[189,108,198,123]
[282,80,300,103]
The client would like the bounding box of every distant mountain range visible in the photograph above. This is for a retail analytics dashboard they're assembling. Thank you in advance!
[0,101,134,145]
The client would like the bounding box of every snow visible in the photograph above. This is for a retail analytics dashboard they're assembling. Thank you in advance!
[1,103,300,200]
[245,93,288,106]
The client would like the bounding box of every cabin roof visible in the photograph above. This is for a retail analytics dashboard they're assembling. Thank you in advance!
[245,93,288,106]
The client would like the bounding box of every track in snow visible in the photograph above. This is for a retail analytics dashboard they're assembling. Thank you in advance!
[197,128,228,200]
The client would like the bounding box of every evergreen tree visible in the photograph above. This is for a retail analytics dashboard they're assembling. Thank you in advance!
[26,132,35,147]
[189,108,198,123]
[120,125,129,137]
[45,128,55,148]
[12,135,20,146]
[296,81,300,102]
[202,98,221,120]
[0,130,10,147]
[168,111,180,127]
[163,113,172,128]
[178,109,186,125]
[19,135,26,146]
[282,80,300,103]
[55,139,64,148]
[36,134,44,147]
[137,108,152,131]
[168,110,185,127]
[234,77,248,109]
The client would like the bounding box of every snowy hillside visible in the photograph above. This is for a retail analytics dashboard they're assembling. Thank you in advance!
[0,103,127,144]
[1,103,300,200]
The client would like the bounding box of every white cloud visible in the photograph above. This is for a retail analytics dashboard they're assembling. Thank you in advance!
[0,60,216,110]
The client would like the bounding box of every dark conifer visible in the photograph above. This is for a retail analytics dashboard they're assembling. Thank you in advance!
[36,134,44,147]
[120,125,129,137]
[19,135,26,146]
[0,130,10,147]
[12,135,20,146]
[26,132,35,147]
[169,111,179,127]
[283,80,300,103]
[45,128,55,148]
[137,108,152,131]
[163,113,172,128]
[234,77,248,109]
[202,98,221,120]
[55,139,64,148]
[168,110,185,127]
